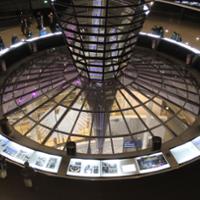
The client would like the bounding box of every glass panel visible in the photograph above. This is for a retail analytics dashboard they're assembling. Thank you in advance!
[29,101,56,121]
[57,110,80,133]
[152,126,174,143]
[120,89,139,107]
[123,132,152,152]
[72,112,92,136]
[128,89,149,103]
[110,112,130,136]
[177,110,197,126]
[61,88,81,107]
[53,88,74,103]
[2,101,18,114]
[41,106,66,128]
[90,139,101,154]
[102,138,113,154]
[7,110,25,125]
[165,117,188,135]
[14,118,35,135]
[122,110,146,134]
[26,125,50,143]
[115,91,130,110]
[22,96,48,115]
[76,139,89,154]
[135,106,161,128]
[45,131,68,149]
[112,137,123,154]
[144,101,169,122]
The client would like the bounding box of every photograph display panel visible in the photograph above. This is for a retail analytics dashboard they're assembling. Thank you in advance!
[101,160,121,177]
[136,152,170,173]
[101,159,138,177]
[192,136,200,150]
[67,158,138,177]
[29,151,62,173]
[0,134,9,152]
[1,141,34,164]
[120,159,138,175]
[67,159,101,177]
[170,142,200,164]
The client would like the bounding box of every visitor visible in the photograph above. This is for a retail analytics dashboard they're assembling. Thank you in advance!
[48,12,56,33]
[0,155,7,179]
[11,35,19,45]
[158,26,164,37]
[21,161,34,188]
[171,32,182,42]
[36,11,44,30]
[0,36,5,50]
[176,33,182,42]
[151,25,164,37]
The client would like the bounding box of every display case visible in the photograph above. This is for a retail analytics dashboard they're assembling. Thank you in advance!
[136,153,170,173]
[28,151,62,173]
[170,142,200,164]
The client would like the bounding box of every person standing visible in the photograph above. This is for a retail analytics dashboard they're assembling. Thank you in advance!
[0,36,5,50]
[0,155,7,179]
[19,11,25,35]
[48,12,56,32]
[11,35,19,45]
[21,161,35,188]
[36,11,44,30]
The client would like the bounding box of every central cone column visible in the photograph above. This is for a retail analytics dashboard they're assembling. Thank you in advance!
[53,0,153,81]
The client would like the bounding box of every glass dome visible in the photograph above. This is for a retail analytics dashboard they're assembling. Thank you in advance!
[2,46,199,155]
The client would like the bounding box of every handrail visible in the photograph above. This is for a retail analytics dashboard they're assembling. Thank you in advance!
[155,0,200,12]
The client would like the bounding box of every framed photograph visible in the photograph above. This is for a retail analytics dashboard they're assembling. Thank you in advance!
[29,151,62,173]
[136,152,170,173]
[67,159,100,177]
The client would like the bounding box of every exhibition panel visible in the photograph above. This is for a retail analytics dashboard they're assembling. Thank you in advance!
[0,134,62,173]
[170,142,200,164]
[3,131,200,178]
[135,152,170,173]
